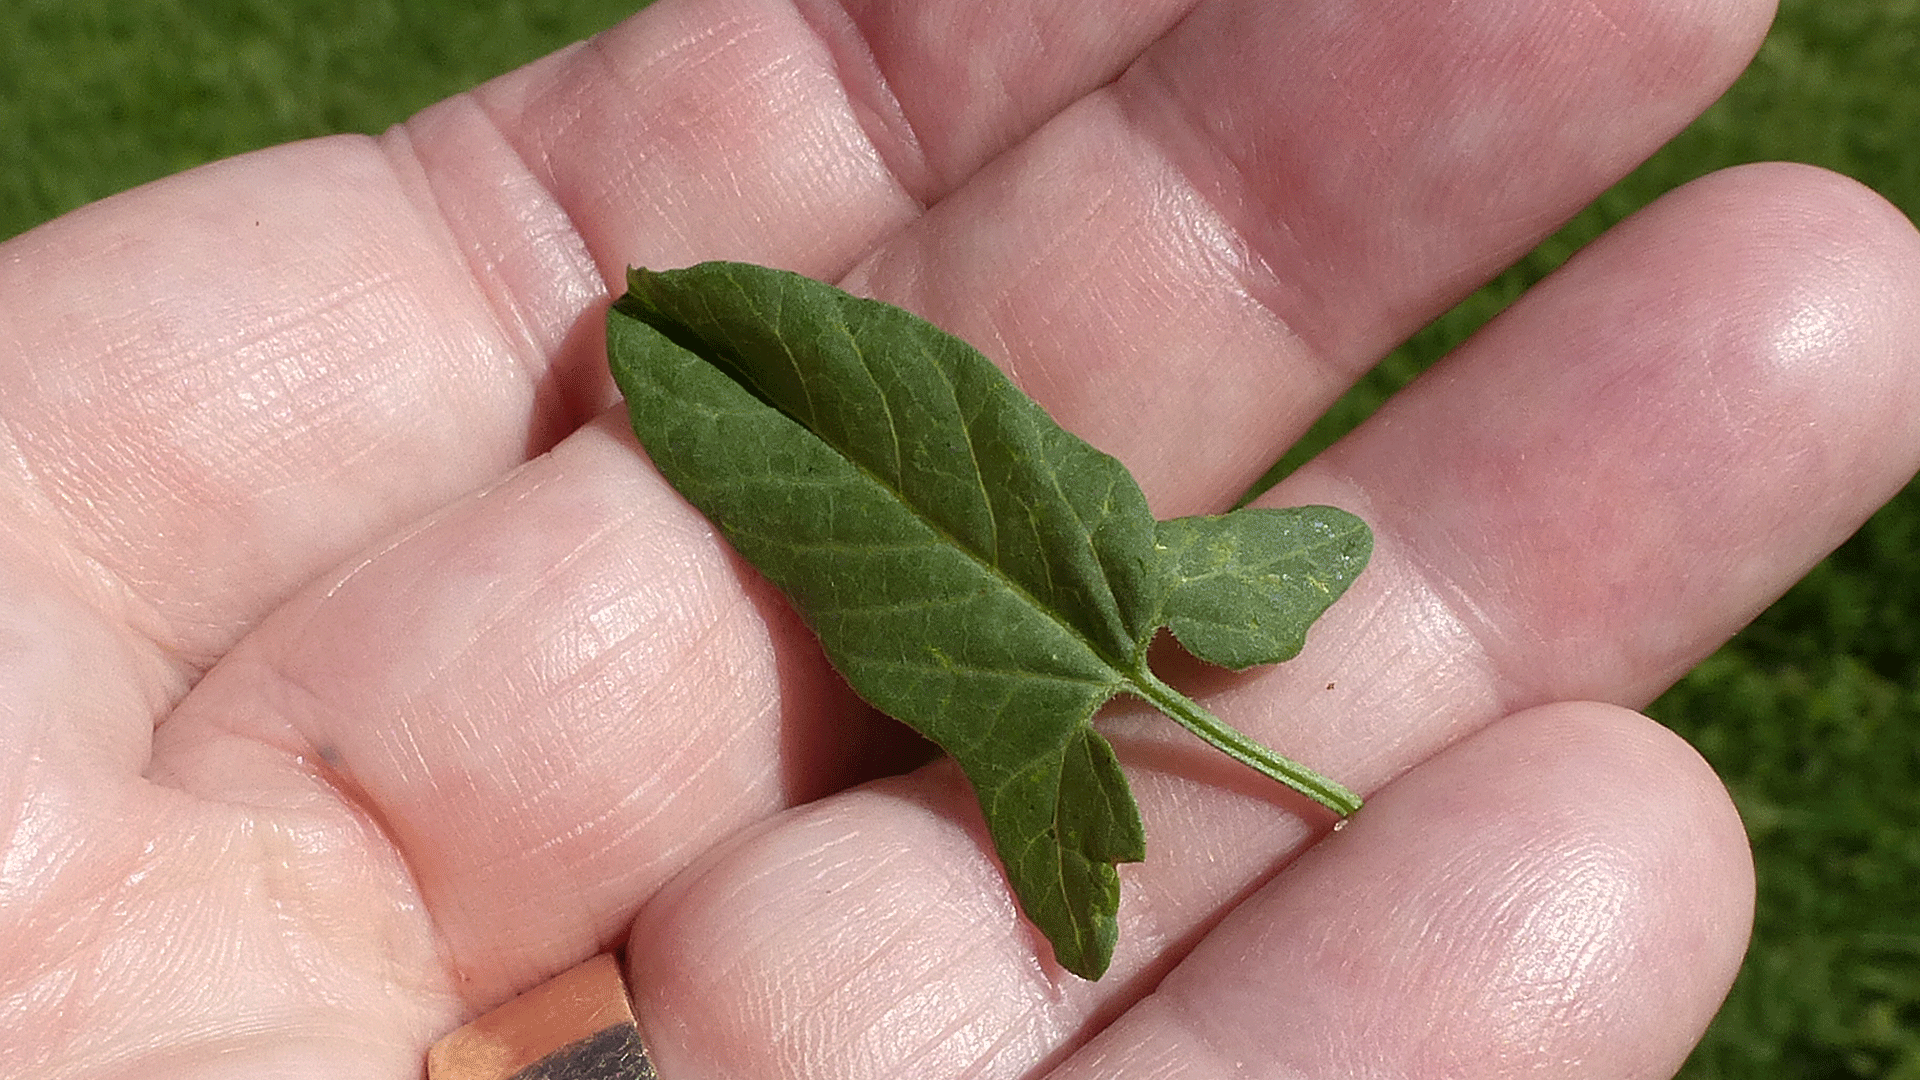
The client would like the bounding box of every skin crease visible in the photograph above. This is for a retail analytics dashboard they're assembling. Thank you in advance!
[3,1,1919,1079]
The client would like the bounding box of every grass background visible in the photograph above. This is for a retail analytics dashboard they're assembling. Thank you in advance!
[2,1,1917,1075]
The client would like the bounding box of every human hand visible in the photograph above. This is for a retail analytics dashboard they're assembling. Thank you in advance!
[6,0,1920,1077]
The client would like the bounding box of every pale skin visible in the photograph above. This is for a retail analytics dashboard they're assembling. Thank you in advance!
[4,0,1920,1077]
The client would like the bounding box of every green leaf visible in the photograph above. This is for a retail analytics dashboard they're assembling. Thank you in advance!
[1156,508,1374,670]
[607,261,1369,979]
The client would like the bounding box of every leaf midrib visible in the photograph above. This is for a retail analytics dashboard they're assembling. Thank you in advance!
[686,301,1148,704]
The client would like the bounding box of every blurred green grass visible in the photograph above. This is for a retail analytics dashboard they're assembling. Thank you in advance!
[2,1,1917,1075]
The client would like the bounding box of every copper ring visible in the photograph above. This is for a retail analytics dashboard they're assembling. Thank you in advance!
[426,953,657,1080]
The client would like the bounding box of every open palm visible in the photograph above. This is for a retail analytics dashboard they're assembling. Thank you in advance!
[7,1,1920,1077]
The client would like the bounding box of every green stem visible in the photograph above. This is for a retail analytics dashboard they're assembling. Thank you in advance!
[1130,668,1363,817]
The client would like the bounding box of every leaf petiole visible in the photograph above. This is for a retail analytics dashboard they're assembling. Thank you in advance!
[1129,668,1363,817]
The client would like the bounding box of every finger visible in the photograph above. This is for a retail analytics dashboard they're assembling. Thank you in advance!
[459,0,1206,266]
[622,703,1750,1080]
[1242,163,1920,785]
[149,413,885,1008]
[0,141,566,675]
[1039,703,1753,1080]
[842,0,1775,510]
[0,0,1194,675]
[615,165,1920,1078]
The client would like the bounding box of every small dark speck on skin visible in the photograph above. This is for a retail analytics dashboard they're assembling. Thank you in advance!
[316,744,344,767]
[1326,682,1335,690]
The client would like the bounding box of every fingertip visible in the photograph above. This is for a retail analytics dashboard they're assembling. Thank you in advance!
[1647,161,1920,373]
[1297,157,1920,711]
[1083,701,1755,1080]
[1352,700,1757,1054]
[1454,700,1757,944]
[1432,701,1758,1072]
[1605,161,1920,543]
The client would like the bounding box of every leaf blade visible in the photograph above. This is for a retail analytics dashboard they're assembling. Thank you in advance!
[614,263,1164,662]
[609,262,1157,977]
[1156,506,1373,670]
